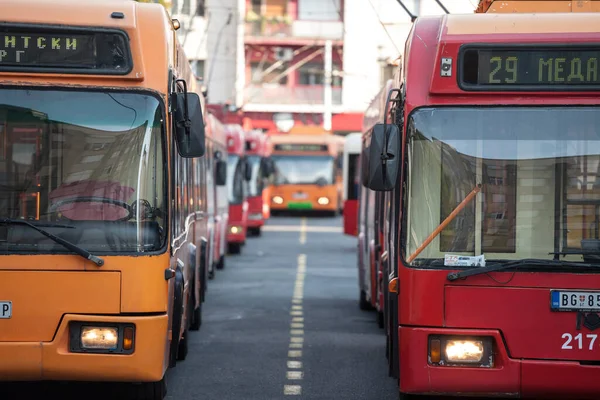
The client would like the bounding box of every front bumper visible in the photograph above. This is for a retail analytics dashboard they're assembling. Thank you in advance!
[399,327,600,399]
[0,314,168,382]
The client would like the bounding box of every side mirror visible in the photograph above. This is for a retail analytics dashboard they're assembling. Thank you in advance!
[260,158,272,178]
[173,91,206,158]
[361,123,400,191]
[215,160,227,186]
[244,158,252,181]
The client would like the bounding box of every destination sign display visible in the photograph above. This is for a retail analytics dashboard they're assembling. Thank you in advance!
[0,26,132,74]
[460,46,600,91]
[274,144,328,152]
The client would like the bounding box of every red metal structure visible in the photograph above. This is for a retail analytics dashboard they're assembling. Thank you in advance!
[205,112,229,276]
[244,129,273,236]
[342,133,361,236]
[225,124,251,254]
[361,13,600,399]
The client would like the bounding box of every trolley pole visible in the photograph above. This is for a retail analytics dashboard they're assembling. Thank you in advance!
[323,39,333,132]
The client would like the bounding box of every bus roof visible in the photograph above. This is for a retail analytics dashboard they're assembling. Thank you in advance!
[268,133,343,156]
[476,0,600,13]
[1,0,175,93]
[404,13,600,105]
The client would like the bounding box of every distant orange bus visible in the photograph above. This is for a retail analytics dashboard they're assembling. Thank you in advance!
[268,133,344,215]
[0,1,210,398]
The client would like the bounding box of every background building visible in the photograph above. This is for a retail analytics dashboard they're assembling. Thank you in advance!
[143,0,478,134]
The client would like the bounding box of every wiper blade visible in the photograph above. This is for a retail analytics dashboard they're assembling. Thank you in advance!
[447,258,597,282]
[0,218,104,266]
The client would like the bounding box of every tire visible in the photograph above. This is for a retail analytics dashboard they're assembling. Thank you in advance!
[190,284,202,331]
[377,310,384,329]
[248,227,261,236]
[128,377,167,400]
[216,255,225,270]
[228,243,241,254]
[169,275,184,368]
[359,290,373,311]
[176,300,190,361]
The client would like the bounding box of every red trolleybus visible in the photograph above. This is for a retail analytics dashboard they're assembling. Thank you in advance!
[244,129,274,237]
[205,113,228,275]
[362,13,600,398]
[342,133,361,236]
[225,124,251,254]
[0,0,208,397]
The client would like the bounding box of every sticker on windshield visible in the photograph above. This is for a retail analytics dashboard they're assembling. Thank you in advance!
[444,254,486,267]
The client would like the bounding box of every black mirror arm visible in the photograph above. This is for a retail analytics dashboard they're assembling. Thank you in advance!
[381,88,402,163]
[175,78,191,134]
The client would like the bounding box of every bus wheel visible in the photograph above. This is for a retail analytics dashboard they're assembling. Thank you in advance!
[190,285,202,331]
[359,290,372,311]
[228,243,241,254]
[176,307,190,361]
[377,311,384,329]
[169,274,184,368]
[216,255,225,270]
[129,377,167,400]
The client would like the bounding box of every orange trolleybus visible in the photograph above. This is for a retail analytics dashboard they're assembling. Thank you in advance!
[268,132,344,215]
[0,0,209,398]
[362,12,600,399]
[225,124,250,254]
[244,129,273,237]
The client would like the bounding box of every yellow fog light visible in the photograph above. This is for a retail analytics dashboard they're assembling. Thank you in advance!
[445,340,484,363]
[81,326,118,350]
[273,196,284,204]
[230,225,242,234]
[317,197,329,205]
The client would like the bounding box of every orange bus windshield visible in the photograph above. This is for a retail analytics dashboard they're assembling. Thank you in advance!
[0,88,166,254]
[272,154,335,186]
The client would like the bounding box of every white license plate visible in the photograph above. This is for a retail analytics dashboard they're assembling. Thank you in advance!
[293,192,308,199]
[551,291,600,312]
[0,301,12,319]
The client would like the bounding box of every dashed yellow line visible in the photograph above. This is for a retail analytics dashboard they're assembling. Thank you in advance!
[299,218,307,244]
[284,253,307,396]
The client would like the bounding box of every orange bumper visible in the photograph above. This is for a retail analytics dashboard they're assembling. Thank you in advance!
[0,314,168,382]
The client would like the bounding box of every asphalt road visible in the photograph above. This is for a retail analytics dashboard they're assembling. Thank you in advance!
[1,215,398,400]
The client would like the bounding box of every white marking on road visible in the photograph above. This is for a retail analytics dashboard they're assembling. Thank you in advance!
[284,385,302,395]
[284,253,307,395]
[287,371,304,380]
[299,218,307,244]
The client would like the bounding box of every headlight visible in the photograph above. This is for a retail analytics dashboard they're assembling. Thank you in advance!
[445,340,484,362]
[273,196,283,204]
[317,197,329,205]
[428,336,493,367]
[69,322,136,354]
[230,225,243,234]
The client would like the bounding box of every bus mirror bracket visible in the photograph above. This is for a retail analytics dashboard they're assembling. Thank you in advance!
[216,160,227,186]
[172,79,206,158]
[243,158,253,181]
[362,88,402,191]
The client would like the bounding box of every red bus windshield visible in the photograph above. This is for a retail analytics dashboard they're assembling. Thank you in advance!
[404,106,600,268]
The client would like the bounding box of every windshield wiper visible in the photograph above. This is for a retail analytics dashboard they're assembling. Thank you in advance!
[0,218,104,266]
[447,258,597,282]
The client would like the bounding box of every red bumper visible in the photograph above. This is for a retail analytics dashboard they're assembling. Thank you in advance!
[399,327,600,399]
[227,203,247,244]
[246,196,264,228]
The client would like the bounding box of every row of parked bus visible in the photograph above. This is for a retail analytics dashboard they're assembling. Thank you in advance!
[0,1,275,398]
[344,1,600,399]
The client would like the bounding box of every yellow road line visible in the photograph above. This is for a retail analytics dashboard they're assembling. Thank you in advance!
[285,253,307,396]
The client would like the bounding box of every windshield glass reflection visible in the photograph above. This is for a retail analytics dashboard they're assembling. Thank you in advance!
[405,106,600,267]
[272,155,334,185]
[0,89,166,254]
